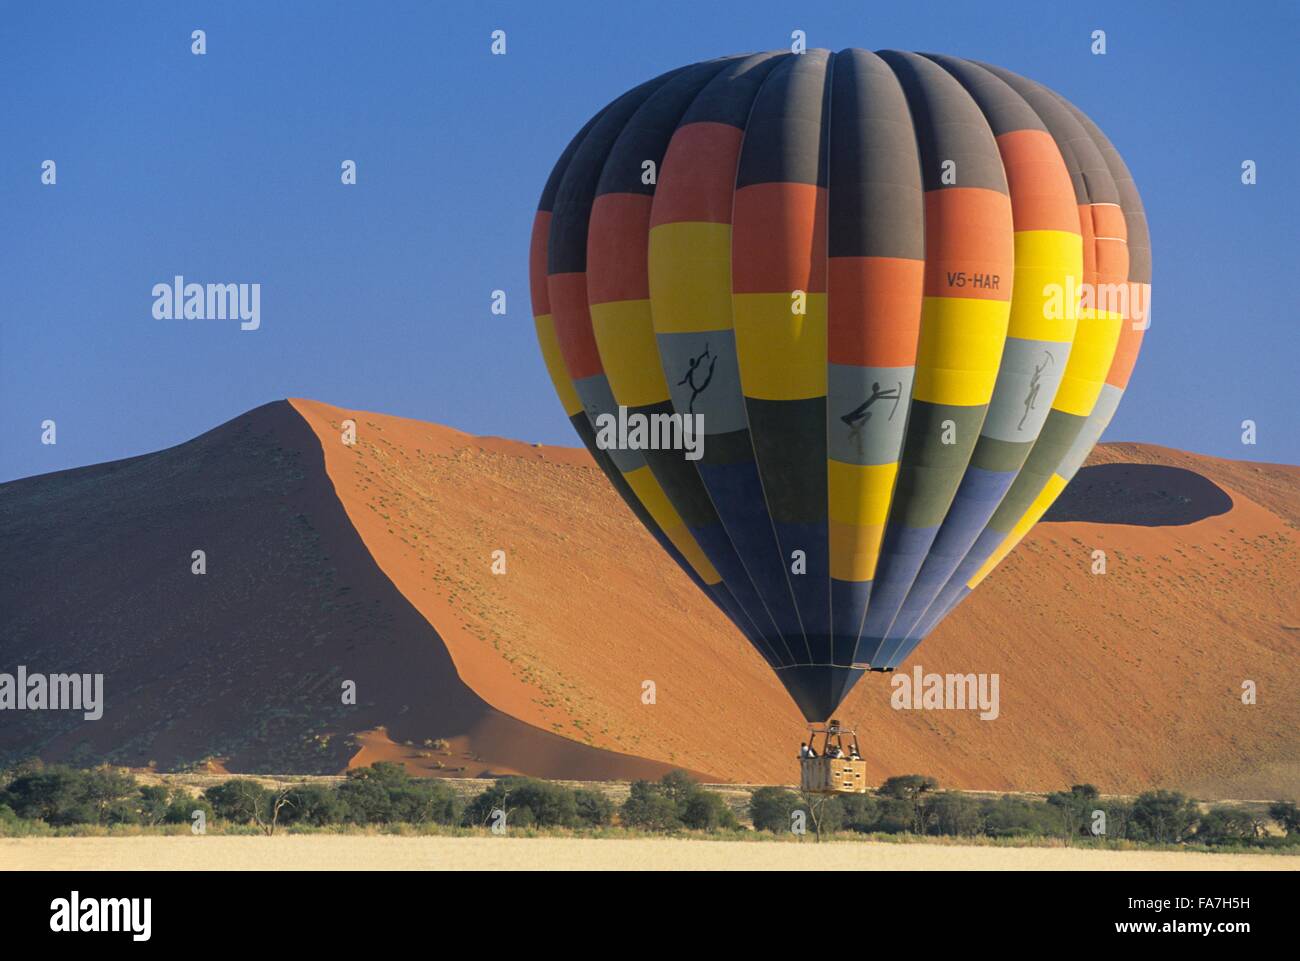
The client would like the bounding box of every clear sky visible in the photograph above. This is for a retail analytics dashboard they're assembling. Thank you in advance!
[3,0,1297,482]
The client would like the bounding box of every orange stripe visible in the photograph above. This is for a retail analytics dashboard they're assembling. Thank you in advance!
[1107,282,1149,389]
[548,272,603,380]
[1078,203,1097,285]
[828,257,925,367]
[996,130,1080,234]
[922,188,1014,300]
[1090,204,1127,240]
[649,122,744,227]
[588,194,653,305]
[1095,238,1130,286]
[529,212,552,315]
[732,182,827,293]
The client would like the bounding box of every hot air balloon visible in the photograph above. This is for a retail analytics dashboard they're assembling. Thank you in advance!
[529,50,1151,760]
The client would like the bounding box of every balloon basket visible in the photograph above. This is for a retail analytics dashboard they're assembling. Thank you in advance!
[799,719,867,795]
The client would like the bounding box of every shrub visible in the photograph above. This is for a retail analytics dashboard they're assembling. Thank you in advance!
[573,789,614,827]
[1131,790,1198,843]
[682,791,738,831]
[749,787,803,833]
[1046,784,1101,838]
[0,766,137,826]
[204,780,270,824]
[870,797,916,834]
[834,793,879,833]
[620,780,684,831]
[924,791,984,836]
[879,774,939,833]
[1195,807,1257,844]
[281,784,348,826]
[1268,801,1300,836]
[340,764,459,825]
[981,795,1060,837]
[462,777,577,829]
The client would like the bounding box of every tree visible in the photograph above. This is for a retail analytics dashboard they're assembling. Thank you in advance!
[205,780,269,823]
[1,768,96,824]
[574,789,614,827]
[281,784,348,827]
[879,775,939,833]
[834,793,879,833]
[924,792,983,836]
[620,780,683,831]
[1131,790,1199,843]
[1268,801,1300,836]
[1195,806,1256,844]
[749,787,803,833]
[1046,784,1101,842]
[682,791,738,831]
[981,795,1060,837]
[340,764,459,826]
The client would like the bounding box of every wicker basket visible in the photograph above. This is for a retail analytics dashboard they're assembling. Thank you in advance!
[800,756,867,794]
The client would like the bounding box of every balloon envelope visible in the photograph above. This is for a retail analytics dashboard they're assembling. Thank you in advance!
[530,50,1150,722]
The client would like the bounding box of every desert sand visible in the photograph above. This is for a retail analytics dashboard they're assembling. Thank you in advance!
[1,398,1295,797]
[292,399,1300,797]
[2,836,1293,871]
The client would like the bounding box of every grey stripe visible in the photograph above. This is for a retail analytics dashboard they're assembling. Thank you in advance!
[827,364,915,464]
[573,373,648,475]
[980,337,1073,442]
[1057,383,1123,480]
[656,330,748,434]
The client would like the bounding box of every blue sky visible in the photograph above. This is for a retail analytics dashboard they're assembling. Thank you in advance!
[2,0,1297,482]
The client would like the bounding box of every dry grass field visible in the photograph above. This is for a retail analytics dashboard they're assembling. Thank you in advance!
[3,835,1294,871]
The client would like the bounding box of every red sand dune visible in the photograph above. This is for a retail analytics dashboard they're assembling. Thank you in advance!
[1,399,1295,798]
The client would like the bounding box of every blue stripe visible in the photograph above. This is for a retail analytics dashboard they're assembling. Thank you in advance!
[874,467,1016,664]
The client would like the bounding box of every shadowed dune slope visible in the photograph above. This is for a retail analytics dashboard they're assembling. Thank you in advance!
[290,400,1299,799]
[2,399,1295,797]
[0,401,704,781]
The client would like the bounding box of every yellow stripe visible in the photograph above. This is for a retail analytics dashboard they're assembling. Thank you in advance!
[828,460,897,525]
[648,222,733,334]
[1050,307,1122,416]
[828,461,898,581]
[534,313,582,416]
[1008,230,1082,342]
[590,298,670,408]
[732,292,827,400]
[912,296,1011,406]
[830,520,887,581]
[623,465,720,583]
[967,472,1068,588]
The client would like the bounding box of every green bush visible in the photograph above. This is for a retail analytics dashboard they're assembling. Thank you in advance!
[833,793,879,833]
[573,789,614,827]
[980,795,1061,837]
[924,791,984,836]
[1268,801,1299,836]
[749,787,803,833]
[682,791,738,831]
[1046,784,1101,838]
[281,784,348,827]
[1195,807,1257,844]
[462,777,577,829]
[204,780,271,824]
[620,780,683,831]
[0,766,138,826]
[1131,790,1198,843]
[339,764,460,825]
[618,772,737,834]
